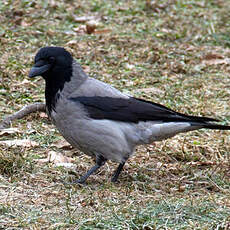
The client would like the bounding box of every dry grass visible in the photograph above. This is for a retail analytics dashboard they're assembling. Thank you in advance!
[0,0,230,229]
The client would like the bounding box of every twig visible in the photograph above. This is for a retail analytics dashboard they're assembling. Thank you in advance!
[0,103,46,129]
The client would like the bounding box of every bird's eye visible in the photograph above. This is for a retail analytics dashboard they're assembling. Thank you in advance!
[48,56,55,64]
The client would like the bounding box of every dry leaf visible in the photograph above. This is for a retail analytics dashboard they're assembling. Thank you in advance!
[67,40,78,46]
[73,25,87,34]
[187,161,216,166]
[82,65,91,73]
[55,162,76,169]
[50,151,73,163]
[35,151,74,165]
[73,20,109,35]
[184,45,196,51]
[51,139,72,150]
[203,53,224,60]
[16,79,37,88]
[156,162,163,169]
[36,158,49,164]
[39,112,48,118]
[202,53,230,65]
[125,63,135,70]
[72,15,98,23]
[94,29,112,34]
[0,139,38,147]
[203,58,230,65]
[49,0,58,8]
[178,185,186,192]
[49,151,67,163]
[0,128,20,137]
[21,20,31,27]
[17,79,30,85]
[86,20,98,34]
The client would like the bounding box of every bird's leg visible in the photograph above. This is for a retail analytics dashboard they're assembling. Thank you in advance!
[74,155,106,184]
[111,162,125,182]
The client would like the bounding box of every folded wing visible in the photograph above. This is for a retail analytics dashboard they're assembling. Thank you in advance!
[69,96,218,123]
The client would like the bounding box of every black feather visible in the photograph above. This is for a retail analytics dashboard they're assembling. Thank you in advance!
[69,96,219,123]
[33,47,73,114]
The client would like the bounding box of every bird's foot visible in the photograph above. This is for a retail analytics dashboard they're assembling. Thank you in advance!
[111,162,125,183]
[111,176,119,183]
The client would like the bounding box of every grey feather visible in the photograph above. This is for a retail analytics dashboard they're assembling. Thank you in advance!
[29,47,230,183]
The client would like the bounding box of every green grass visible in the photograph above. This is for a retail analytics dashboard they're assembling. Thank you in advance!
[81,198,230,229]
[0,0,230,229]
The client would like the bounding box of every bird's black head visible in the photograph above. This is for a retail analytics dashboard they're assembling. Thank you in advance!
[29,46,73,79]
[29,47,73,113]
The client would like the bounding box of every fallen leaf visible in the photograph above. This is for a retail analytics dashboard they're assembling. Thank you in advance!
[35,158,49,164]
[94,29,112,34]
[16,79,37,87]
[156,162,163,169]
[203,53,224,60]
[55,162,76,169]
[49,0,58,8]
[82,65,91,73]
[187,161,216,166]
[0,128,20,137]
[49,151,69,163]
[161,28,172,33]
[73,25,87,34]
[0,139,38,147]
[178,185,186,192]
[184,45,196,51]
[202,53,230,65]
[36,151,74,165]
[125,63,135,70]
[203,58,230,65]
[20,20,32,27]
[86,20,99,34]
[73,21,109,35]
[72,15,98,23]
[51,139,72,150]
[17,79,30,85]
[39,112,48,118]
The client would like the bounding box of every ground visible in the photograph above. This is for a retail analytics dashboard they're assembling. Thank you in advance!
[0,0,230,229]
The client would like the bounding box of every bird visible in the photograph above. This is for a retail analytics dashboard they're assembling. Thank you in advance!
[28,46,230,183]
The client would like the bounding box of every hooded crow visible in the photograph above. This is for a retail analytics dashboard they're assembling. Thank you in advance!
[29,46,230,183]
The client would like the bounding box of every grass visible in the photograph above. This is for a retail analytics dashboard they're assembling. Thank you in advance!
[0,0,230,229]
[79,198,230,229]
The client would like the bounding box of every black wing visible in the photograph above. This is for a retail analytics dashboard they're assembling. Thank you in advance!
[69,96,218,123]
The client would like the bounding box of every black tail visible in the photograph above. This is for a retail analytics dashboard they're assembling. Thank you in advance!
[183,114,219,123]
[182,114,230,130]
[191,121,230,130]
[201,123,230,130]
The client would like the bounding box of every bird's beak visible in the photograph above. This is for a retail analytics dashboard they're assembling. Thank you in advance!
[28,62,51,78]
